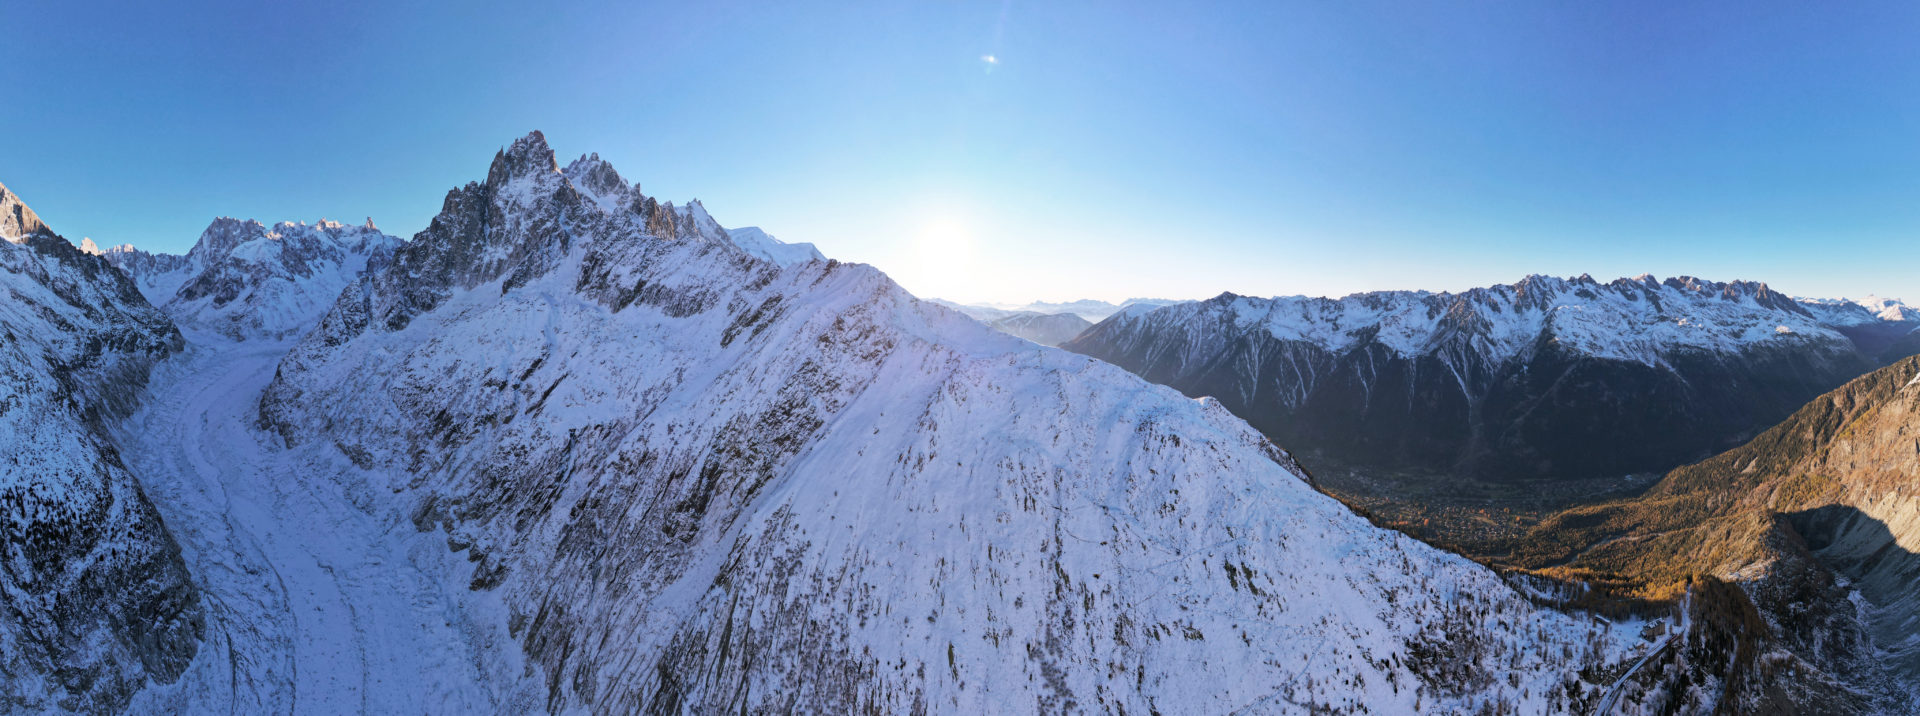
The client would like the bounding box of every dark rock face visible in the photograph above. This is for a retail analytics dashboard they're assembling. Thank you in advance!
[1065,278,1910,483]
[0,191,202,713]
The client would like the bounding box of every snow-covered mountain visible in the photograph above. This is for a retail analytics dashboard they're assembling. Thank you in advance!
[95,218,401,340]
[724,226,824,266]
[1795,295,1920,362]
[0,182,202,713]
[1065,275,1920,483]
[1797,294,1920,325]
[245,132,1662,713]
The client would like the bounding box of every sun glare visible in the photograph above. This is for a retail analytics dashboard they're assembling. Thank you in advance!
[907,216,980,299]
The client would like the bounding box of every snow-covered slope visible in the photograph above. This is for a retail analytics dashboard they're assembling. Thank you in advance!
[98,217,401,340]
[725,226,824,266]
[0,181,202,713]
[252,132,1650,713]
[1066,276,1917,482]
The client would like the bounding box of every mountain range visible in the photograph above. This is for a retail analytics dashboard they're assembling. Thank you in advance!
[1064,277,1920,488]
[1,135,1913,713]
[90,218,401,340]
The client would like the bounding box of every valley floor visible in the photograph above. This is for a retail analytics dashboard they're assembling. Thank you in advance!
[115,335,529,713]
[1313,461,1665,561]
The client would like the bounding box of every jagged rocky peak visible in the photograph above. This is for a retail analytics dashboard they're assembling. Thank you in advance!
[1659,275,1808,314]
[0,179,50,243]
[368,131,781,332]
[562,151,636,211]
[486,130,562,186]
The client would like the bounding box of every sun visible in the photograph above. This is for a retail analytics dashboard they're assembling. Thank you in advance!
[907,216,979,298]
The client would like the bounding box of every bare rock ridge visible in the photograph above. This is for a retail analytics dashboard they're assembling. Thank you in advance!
[1064,276,1920,484]
[0,181,202,713]
[0,180,50,243]
[255,131,1659,713]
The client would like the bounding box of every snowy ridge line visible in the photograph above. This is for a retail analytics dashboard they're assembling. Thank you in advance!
[1100,274,1910,368]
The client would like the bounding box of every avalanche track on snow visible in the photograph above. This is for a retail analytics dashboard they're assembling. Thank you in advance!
[116,333,532,713]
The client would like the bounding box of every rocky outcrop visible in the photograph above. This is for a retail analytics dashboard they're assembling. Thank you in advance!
[1065,277,1917,483]
[0,181,49,242]
[0,185,202,713]
[255,132,1655,714]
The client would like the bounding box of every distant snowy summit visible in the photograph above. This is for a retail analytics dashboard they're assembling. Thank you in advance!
[724,226,824,266]
[95,217,401,340]
[1796,293,1920,325]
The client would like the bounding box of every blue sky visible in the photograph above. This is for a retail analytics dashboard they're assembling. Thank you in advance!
[4,1,1918,304]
